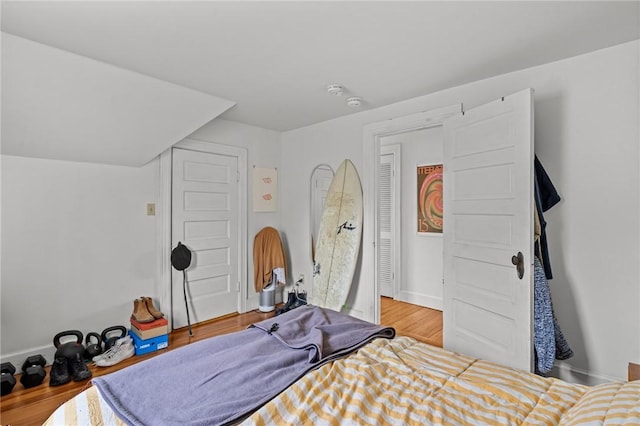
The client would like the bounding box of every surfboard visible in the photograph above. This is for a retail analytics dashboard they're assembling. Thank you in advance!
[312,159,363,311]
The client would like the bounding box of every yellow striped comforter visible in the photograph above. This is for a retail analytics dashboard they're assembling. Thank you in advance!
[44,337,640,425]
[244,337,640,426]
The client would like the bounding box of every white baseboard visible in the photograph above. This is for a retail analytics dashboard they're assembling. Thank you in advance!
[550,360,623,386]
[2,343,57,372]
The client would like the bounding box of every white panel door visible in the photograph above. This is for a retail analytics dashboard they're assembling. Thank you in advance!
[379,146,400,298]
[443,89,534,371]
[172,148,239,328]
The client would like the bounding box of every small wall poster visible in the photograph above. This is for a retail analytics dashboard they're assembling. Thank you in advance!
[253,167,278,212]
[417,164,443,233]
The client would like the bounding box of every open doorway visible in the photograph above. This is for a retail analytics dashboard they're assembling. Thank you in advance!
[363,104,461,326]
[378,127,445,311]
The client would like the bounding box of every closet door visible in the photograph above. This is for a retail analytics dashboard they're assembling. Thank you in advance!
[378,145,401,298]
[172,148,240,328]
[443,89,534,371]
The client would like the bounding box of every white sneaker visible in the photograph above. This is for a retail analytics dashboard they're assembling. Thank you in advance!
[94,342,135,367]
[92,335,133,362]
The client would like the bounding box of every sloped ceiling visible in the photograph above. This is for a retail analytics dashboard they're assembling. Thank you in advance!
[1,33,235,166]
[1,1,639,166]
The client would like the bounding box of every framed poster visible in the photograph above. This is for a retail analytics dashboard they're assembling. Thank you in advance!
[417,164,443,233]
[253,167,278,212]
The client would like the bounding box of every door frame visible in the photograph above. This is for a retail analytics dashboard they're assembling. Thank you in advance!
[158,137,248,330]
[363,104,461,324]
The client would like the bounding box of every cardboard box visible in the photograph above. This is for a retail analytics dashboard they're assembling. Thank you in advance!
[129,331,169,356]
[130,323,169,340]
[130,317,168,330]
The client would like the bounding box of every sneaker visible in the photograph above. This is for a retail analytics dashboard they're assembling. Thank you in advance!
[49,356,71,386]
[92,336,133,362]
[94,342,135,367]
[69,353,92,381]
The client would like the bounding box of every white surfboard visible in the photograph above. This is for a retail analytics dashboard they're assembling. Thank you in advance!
[312,159,363,311]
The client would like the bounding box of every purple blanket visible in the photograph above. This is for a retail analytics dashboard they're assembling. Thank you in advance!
[92,305,395,426]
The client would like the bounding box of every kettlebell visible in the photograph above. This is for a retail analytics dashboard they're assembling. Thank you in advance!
[101,326,127,350]
[53,330,85,359]
[84,332,103,361]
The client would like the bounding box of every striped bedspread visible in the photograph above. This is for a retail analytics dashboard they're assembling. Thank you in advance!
[243,337,640,426]
[44,337,640,425]
[43,386,126,426]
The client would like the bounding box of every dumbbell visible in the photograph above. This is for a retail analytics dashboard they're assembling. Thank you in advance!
[1,362,16,395]
[20,355,47,388]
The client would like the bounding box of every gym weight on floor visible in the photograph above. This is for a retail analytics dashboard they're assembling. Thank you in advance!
[53,330,85,360]
[84,332,103,361]
[101,326,127,350]
[20,354,47,388]
[1,362,16,395]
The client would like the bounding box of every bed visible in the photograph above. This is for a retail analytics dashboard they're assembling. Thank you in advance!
[44,306,640,426]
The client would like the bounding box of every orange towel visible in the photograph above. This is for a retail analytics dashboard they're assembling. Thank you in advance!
[253,227,287,292]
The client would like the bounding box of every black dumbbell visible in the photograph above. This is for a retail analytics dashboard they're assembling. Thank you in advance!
[20,355,47,388]
[1,362,17,395]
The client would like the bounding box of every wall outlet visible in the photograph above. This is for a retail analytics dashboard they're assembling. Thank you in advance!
[146,203,156,216]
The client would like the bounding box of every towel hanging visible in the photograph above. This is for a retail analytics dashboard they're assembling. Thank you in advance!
[253,227,287,292]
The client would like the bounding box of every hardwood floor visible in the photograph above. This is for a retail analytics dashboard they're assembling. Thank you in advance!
[380,296,442,347]
[0,299,441,425]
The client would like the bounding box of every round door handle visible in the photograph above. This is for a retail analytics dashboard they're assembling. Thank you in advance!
[511,252,524,279]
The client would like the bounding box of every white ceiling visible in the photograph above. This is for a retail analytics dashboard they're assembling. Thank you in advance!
[2,1,639,133]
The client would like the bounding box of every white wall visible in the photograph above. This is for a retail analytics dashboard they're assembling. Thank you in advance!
[1,156,158,366]
[0,118,281,367]
[280,40,639,383]
[381,127,444,309]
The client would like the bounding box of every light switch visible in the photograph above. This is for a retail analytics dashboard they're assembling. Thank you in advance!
[147,203,156,216]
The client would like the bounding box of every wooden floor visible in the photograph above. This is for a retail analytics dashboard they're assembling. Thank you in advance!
[0,298,441,425]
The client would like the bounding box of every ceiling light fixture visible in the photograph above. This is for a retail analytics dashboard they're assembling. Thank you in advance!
[346,97,362,108]
[327,84,344,96]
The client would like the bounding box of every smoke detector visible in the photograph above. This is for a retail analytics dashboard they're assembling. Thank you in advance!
[346,97,362,108]
[327,84,344,96]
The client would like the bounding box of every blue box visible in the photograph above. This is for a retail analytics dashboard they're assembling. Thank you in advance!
[129,330,169,356]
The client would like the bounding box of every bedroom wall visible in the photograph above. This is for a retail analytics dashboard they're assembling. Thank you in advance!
[280,40,639,383]
[1,156,158,366]
[0,118,281,367]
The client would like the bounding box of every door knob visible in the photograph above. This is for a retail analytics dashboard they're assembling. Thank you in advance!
[511,252,524,279]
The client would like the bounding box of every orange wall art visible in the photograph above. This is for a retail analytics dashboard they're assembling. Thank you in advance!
[417,164,443,233]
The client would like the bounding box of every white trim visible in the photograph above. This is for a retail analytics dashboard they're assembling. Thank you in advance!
[158,149,173,329]
[159,138,249,328]
[363,104,462,324]
[551,361,623,386]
